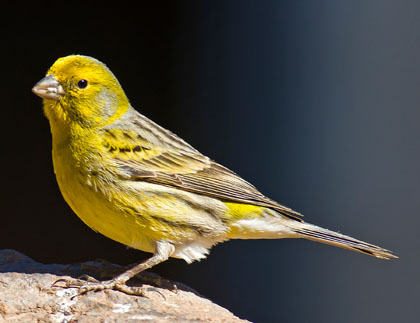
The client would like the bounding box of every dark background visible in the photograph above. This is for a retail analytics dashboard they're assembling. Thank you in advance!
[0,1,417,322]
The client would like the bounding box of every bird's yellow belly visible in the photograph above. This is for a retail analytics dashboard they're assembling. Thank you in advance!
[52,148,156,254]
[51,143,233,258]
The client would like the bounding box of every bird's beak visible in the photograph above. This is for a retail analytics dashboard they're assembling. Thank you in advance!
[32,75,65,100]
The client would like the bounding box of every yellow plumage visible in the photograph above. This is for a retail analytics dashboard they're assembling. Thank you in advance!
[32,55,396,295]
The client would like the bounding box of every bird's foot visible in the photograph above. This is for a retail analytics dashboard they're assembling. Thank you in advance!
[81,259,179,292]
[78,278,147,296]
[52,276,152,299]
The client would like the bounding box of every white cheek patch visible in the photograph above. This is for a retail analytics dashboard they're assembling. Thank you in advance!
[95,89,118,120]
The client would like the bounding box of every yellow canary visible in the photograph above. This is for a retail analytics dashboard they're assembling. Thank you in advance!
[32,55,396,295]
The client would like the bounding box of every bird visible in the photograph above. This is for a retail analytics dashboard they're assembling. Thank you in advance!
[32,55,396,295]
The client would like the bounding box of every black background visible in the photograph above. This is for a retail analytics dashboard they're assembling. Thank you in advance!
[0,1,417,322]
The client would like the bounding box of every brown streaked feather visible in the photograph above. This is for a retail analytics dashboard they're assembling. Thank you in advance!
[106,148,300,221]
[116,154,302,221]
[102,108,303,221]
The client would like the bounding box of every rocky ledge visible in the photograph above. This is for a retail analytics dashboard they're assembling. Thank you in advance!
[0,249,248,322]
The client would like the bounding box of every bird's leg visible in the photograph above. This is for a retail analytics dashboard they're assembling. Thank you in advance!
[81,258,179,291]
[56,241,175,297]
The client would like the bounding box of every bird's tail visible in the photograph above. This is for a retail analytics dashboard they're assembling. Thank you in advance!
[290,221,397,260]
[229,210,396,259]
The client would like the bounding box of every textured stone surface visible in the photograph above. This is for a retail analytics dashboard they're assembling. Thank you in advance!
[0,249,249,322]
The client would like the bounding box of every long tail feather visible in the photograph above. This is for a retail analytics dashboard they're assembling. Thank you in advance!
[293,222,397,259]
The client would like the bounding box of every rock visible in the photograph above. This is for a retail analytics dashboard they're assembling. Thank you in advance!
[0,249,249,322]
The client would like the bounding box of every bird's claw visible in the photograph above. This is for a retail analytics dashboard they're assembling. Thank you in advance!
[51,276,150,299]
[77,279,148,298]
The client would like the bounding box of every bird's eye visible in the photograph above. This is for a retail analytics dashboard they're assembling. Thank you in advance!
[77,79,88,89]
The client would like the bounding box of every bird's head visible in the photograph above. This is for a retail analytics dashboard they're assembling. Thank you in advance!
[33,55,130,128]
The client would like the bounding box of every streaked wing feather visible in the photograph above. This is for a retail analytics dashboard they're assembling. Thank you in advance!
[115,151,303,221]
[104,108,302,221]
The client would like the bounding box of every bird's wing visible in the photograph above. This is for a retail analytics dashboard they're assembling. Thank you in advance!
[102,110,303,221]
